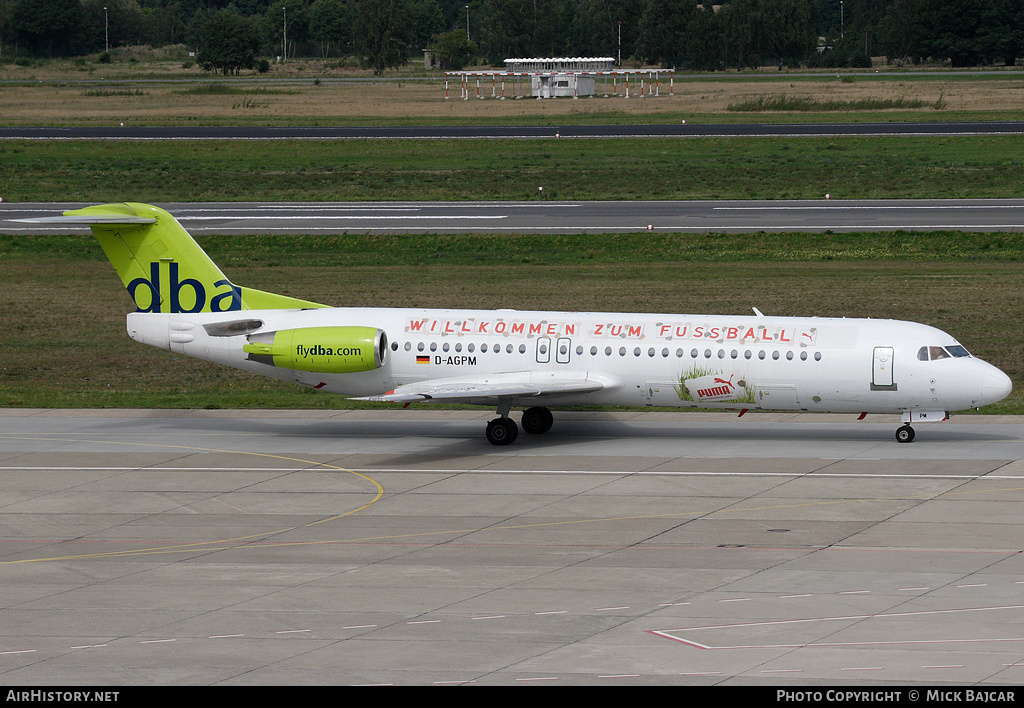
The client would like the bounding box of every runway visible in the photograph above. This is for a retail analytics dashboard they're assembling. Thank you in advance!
[2,409,1023,685]
[5,199,1024,234]
[2,122,1023,140]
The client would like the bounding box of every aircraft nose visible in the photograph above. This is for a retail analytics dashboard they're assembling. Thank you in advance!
[982,367,1013,404]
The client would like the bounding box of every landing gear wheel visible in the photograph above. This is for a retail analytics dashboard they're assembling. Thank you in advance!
[486,417,519,446]
[521,406,554,435]
[895,424,916,443]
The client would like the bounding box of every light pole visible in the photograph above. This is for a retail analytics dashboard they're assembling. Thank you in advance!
[282,6,287,61]
[104,6,108,53]
[840,0,844,39]
[466,5,470,42]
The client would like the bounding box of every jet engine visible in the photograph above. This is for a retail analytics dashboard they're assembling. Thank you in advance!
[243,326,387,373]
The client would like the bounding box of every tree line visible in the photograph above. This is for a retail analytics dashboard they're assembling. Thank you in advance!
[2,0,1022,72]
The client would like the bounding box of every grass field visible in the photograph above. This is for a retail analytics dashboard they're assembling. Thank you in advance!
[2,232,1022,413]
[2,135,1024,202]
[1,56,1023,126]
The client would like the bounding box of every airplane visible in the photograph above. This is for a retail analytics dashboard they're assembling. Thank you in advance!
[12,202,1013,446]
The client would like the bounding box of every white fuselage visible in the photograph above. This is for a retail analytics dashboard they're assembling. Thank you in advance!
[126,307,1012,416]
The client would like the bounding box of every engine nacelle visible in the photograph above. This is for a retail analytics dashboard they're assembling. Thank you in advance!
[243,326,387,373]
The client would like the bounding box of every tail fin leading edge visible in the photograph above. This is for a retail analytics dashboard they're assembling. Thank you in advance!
[29,203,325,312]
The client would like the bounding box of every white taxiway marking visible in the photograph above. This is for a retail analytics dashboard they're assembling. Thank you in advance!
[650,604,1024,650]
[9,465,1024,482]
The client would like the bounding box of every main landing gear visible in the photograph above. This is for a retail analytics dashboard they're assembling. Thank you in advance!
[485,406,554,446]
[485,416,518,445]
[521,406,554,435]
[895,424,916,443]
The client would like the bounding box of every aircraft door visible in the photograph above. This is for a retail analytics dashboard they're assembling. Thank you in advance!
[555,337,571,364]
[536,337,551,364]
[872,346,895,388]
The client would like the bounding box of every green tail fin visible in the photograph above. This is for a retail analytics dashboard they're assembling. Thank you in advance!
[60,203,325,313]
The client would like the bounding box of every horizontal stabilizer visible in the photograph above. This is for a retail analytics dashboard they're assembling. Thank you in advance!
[11,214,157,225]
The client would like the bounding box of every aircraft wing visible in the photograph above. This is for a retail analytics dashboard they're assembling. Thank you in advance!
[356,372,617,404]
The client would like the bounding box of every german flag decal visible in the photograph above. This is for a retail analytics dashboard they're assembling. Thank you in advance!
[416,355,430,364]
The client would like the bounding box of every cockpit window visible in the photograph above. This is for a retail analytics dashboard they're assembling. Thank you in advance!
[918,345,971,361]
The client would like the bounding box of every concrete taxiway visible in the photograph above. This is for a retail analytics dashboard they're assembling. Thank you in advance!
[1,409,1023,685]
